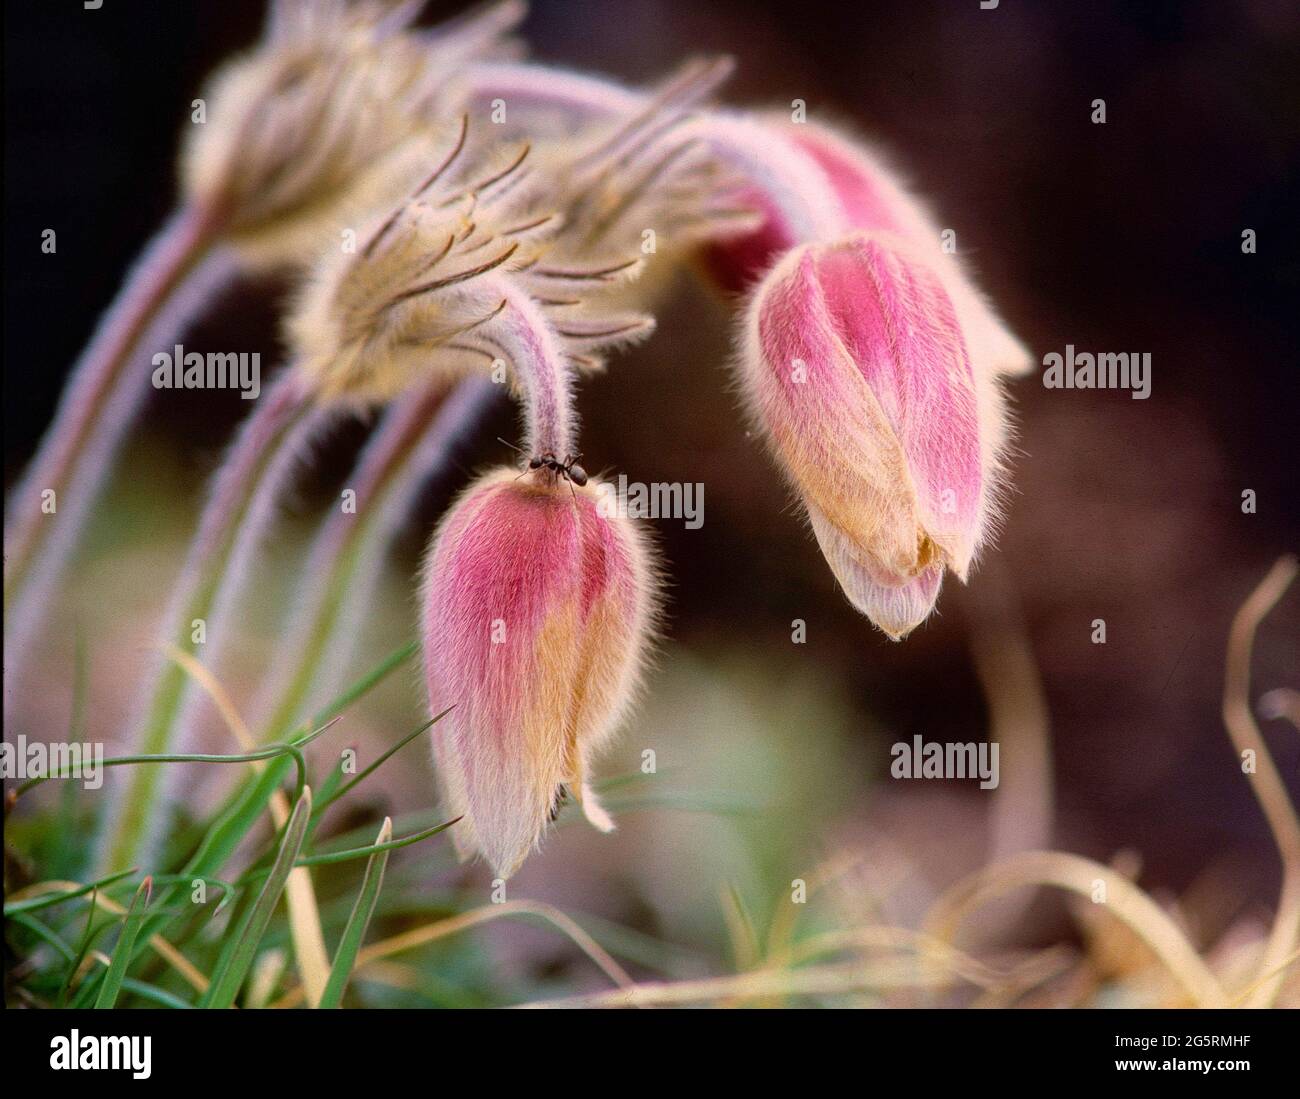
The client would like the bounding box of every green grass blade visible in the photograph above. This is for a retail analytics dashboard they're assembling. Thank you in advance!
[59,888,107,1008]
[314,708,452,817]
[296,816,459,868]
[237,816,461,889]
[4,866,138,917]
[202,788,313,1009]
[94,877,153,1008]
[9,912,76,962]
[13,741,310,802]
[318,817,393,1009]
[120,978,193,1009]
[100,643,418,977]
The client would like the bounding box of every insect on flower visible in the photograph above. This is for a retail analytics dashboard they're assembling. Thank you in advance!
[499,437,588,489]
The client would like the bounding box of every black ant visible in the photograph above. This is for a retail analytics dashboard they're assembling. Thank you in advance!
[498,438,588,494]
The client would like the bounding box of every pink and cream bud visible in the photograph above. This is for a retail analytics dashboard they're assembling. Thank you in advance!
[421,467,656,877]
[704,115,1030,380]
[741,230,1000,638]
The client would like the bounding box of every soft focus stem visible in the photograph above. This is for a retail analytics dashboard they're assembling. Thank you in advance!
[254,376,497,741]
[271,900,633,1008]
[5,204,228,632]
[97,371,314,874]
[463,62,845,242]
[925,850,1226,1007]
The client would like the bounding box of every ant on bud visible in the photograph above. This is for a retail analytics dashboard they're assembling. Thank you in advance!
[498,438,588,496]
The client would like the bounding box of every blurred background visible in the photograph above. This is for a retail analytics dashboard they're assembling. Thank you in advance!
[5,0,1298,1002]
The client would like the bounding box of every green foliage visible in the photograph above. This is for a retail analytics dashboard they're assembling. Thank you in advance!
[4,642,734,1009]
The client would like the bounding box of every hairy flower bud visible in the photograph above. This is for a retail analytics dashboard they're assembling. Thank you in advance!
[704,115,1030,380]
[741,231,1003,638]
[421,467,656,877]
[181,0,523,267]
[777,119,1031,379]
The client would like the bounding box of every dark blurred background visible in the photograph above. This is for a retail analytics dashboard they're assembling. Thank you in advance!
[5,0,1298,912]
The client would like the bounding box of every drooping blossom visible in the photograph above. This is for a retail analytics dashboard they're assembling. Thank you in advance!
[289,57,745,406]
[422,468,657,878]
[740,230,999,638]
[448,64,1024,635]
[704,114,1031,381]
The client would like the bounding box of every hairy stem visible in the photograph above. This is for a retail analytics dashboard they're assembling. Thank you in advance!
[253,376,498,742]
[478,276,576,461]
[97,371,320,874]
[5,206,231,644]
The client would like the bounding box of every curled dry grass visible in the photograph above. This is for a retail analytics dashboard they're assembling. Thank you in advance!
[518,555,1299,1008]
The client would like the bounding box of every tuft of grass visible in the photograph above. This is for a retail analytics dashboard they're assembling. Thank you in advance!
[94,877,153,1008]
[319,818,394,1009]
[203,790,314,1009]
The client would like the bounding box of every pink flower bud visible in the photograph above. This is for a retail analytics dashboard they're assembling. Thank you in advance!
[421,467,656,877]
[740,230,1001,638]
[779,120,1031,379]
[703,116,1030,380]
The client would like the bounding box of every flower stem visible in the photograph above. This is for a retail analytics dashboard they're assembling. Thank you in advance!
[253,376,498,742]
[481,276,575,460]
[5,205,230,637]
[463,62,845,240]
[97,371,319,874]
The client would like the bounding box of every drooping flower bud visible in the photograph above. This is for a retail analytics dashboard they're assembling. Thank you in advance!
[775,118,1031,380]
[700,114,1031,380]
[740,230,1003,638]
[421,467,656,877]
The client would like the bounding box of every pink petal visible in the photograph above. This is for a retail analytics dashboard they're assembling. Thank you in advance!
[815,233,984,577]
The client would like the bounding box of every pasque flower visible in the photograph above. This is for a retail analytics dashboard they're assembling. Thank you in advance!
[699,114,1032,381]
[99,53,732,872]
[4,0,521,703]
[450,65,1023,635]
[422,468,657,878]
[740,230,997,639]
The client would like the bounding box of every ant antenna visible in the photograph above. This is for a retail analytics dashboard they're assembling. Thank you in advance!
[499,437,533,481]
